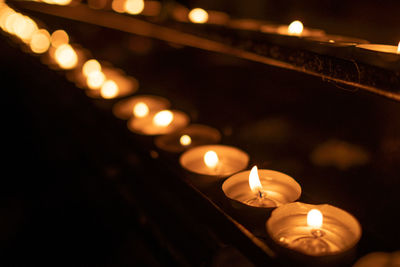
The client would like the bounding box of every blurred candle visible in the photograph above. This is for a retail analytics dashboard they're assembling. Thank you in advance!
[127,109,189,135]
[54,43,78,69]
[188,8,208,24]
[112,95,170,120]
[29,29,51,54]
[50,29,69,47]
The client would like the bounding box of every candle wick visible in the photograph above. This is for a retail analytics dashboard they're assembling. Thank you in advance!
[258,190,263,199]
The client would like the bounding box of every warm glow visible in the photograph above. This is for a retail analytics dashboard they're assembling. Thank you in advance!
[188,8,208,24]
[50,29,69,47]
[133,102,149,118]
[153,110,174,127]
[29,29,51,54]
[248,165,263,193]
[13,15,37,43]
[204,150,219,168]
[0,8,15,32]
[82,59,101,77]
[124,0,144,15]
[288,20,304,36]
[4,11,19,34]
[52,0,73,5]
[86,70,105,89]
[54,44,78,69]
[112,0,126,13]
[180,134,192,146]
[100,80,119,99]
[397,41,400,54]
[307,209,323,228]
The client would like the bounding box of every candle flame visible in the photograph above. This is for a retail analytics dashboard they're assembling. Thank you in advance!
[307,209,323,228]
[153,110,174,127]
[124,0,144,15]
[288,20,303,36]
[180,134,192,146]
[86,70,105,89]
[249,165,263,193]
[204,150,219,168]
[54,44,78,69]
[100,80,119,99]
[397,41,400,54]
[133,102,149,118]
[82,59,101,77]
[188,8,208,24]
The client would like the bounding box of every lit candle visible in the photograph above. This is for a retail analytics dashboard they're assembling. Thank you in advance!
[154,124,221,153]
[29,29,51,54]
[54,43,78,69]
[179,144,249,176]
[85,67,139,99]
[188,8,208,24]
[127,109,189,135]
[222,166,301,208]
[266,202,362,264]
[112,95,170,120]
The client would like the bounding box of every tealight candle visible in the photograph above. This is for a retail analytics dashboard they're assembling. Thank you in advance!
[112,94,170,120]
[179,144,249,177]
[127,109,189,135]
[154,124,221,153]
[85,67,138,99]
[266,202,362,265]
[222,166,301,208]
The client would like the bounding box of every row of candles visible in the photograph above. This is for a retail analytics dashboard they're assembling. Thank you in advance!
[0,1,397,266]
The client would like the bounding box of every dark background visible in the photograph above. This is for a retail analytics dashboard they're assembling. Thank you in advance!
[1,0,400,266]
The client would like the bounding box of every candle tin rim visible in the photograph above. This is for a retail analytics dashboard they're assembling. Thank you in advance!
[179,144,250,176]
[222,169,302,208]
[266,201,362,257]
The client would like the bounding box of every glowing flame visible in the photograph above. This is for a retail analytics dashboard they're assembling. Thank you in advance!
[204,150,219,168]
[288,20,303,36]
[307,209,323,228]
[124,0,144,15]
[82,59,101,77]
[188,8,208,24]
[153,110,174,127]
[249,165,263,193]
[100,80,119,99]
[133,102,149,118]
[180,134,191,146]
[54,44,78,69]
[50,29,69,48]
[397,41,400,54]
[29,29,50,54]
[13,15,37,43]
[86,70,105,89]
